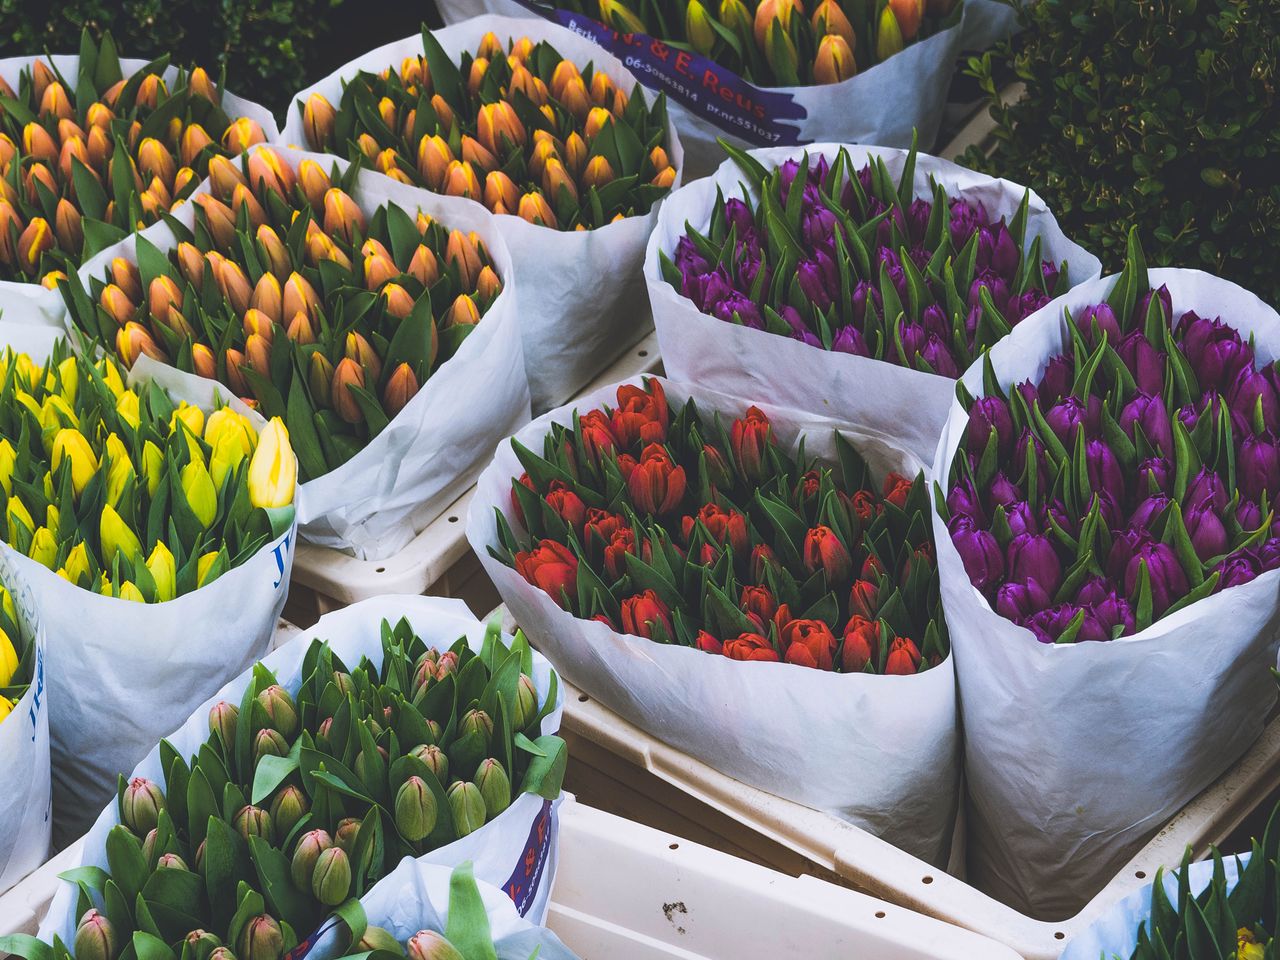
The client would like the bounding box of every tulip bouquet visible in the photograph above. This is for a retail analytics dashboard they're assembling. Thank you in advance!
[284,15,682,413]
[60,146,504,486]
[296,28,673,231]
[470,376,959,863]
[931,235,1280,915]
[647,141,1099,462]
[0,29,274,290]
[20,606,566,960]
[0,583,31,725]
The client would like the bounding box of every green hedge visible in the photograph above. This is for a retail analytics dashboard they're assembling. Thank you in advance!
[0,0,435,115]
[965,0,1280,304]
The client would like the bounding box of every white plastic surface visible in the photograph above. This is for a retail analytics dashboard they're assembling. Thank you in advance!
[288,330,660,607]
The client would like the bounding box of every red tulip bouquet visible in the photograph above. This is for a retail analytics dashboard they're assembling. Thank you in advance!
[931,232,1280,917]
[63,145,530,560]
[645,140,1100,463]
[283,15,684,413]
[469,375,959,864]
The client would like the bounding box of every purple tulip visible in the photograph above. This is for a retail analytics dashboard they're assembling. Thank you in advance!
[1238,433,1280,500]
[1178,311,1253,391]
[1123,541,1189,615]
[1117,331,1166,396]
[907,198,932,245]
[968,396,1013,456]
[1038,354,1073,408]
[1041,260,1060,292]
[1074,575,1113,608]
[1090,592,1135,638]
[1045,396,1091,445]
[1133,284,1172,328]
[1007,532,1063,595]
[1024,603,1108,643]
[948,198,983,249]
[798,259,833,312]
[724,198,756,235]
[898,321,928,366]
[674,236,711,277]
[1119,392,1173,455]
[921,303,949,340]
[1183,468,1227,513]
[875,206,908,251]
[1136,456,1171,495]
[1044,498,1077,538]
[1011,429,1047,491]
[921,334,959,376]
[1228,365,1280,433]
[1237,499,1264,532]
[832,324,870,356]
[1008,290,1051,324]
[964,304,982,341]
[988,471,1023,509]
[1184,497,1228,561]
[850,281,879,326]
[996,579,1052,621]
[947,478,986,525]
[1108,527,1153,581]
[1076,302,1121,346]
[1257,538,1280,572]
[712,292,764,329]
[1215,549,1262,590]
[1005,500,1039,538]
[1094,490,1125,531]
[1129,495,1171,532]
[977,222,1019,277]
[683,266,732,313]
[949,515,1004,592]
[1086,439,1126,506]
[969,273,1011,315]
[802,204,838,249]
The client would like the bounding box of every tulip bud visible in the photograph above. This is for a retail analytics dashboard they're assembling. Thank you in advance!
[238,916,284,960]
[155,852,188,871]
[22,123,57,163]
[814,34,856,83]
[394,775,438,841]
[100,503,142,564]
[231,182,267,228]
[194,193,236,249]
[207,154,247,198]
[582,155,615,191]
[17,217,53,274]
[358,927,405,955]
[246,417,296,509]
[223,117,266,154]
[439,294,476,328]
[409,743,449,782]
[308,352,334,406]
[257,683,299,739]
[282,272,319,322]
[812,0,857,47]
[208,700,238,747]
[443,160,481,200]
[146,541,176,602]
[247,147,297,198]
[383,363,421,417]
[510,673,539,730]
[234,804,273,842]
[483,170,519,215]
[888,0,923,40]
[270,785,309,838]
[876,6,905,59]
[290,829,333,889]
[137,138,177,188]
[334,816,362,854]
[460,707,494,743]
[121,777,166,835]
[39,80,72,120]
[475,758,512,818]
[364,251,398,290]
[51,428,99,496]
[447,781,486,837]
[180,459,217,529]
[50,196,82,253]
[301,92,337,150]
[74,910,118,960]
[190,343,215,381]
[414,134,452,190]
[31,61,56,101]
[407,932,464,960]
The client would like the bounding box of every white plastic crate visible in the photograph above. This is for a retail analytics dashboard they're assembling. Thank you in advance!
[554,674,1280,960]
[938,83,1023,161]
[286,330,661,620]
[1,801,1020,960]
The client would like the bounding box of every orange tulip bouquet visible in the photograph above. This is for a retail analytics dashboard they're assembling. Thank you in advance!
[468,375,959,865]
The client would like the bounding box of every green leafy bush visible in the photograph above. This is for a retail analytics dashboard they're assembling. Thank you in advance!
[964,0,1280,303]
[0,0,335,111]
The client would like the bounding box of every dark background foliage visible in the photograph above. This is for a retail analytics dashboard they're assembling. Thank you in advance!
[965,0,1280,304]
[0,0,443,116]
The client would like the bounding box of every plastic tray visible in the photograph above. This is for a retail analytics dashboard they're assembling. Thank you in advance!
[554,671,1280,960]
[1,800,1021,960]
[285,329,661,622]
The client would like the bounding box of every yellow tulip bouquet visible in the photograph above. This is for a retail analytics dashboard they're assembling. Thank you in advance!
[0,339,295,603]
[0,583,30,725]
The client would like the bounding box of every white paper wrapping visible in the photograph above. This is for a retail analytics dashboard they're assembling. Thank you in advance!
[302,857,579,960]
[930,269,1280,918]
[0,52,278,328]
[432,0,965,179]
[467,375,959,865]
[39,595,567,944]
[71,147,531,561]
[279,15,685,415]
[0,322,296,845]
[960,1,1022,52]
[646,142,1101,467]
[1060,853,1245,960]
[0,547,51,895]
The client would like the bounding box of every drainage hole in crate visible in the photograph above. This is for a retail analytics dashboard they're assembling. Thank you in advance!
[376,567,386,573]
[922,876,933,884]
[1135,870,1146,879]
[1055,933,1065,941]
[669,843,679,850]
[578,694,589,702]
[448,516,458,523]
[639,350,649,357]
[874,912,885,919]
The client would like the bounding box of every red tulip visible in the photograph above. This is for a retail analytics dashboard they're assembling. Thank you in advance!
[861,553,885,580]
[628,444,687,515]
[849,579,878,619]
[802,525,852,582]
[730,406,772,480]
[702,443,732,490]
[740,585,777,630]
[844,489,878,523]
[884,636,922,675]
[615,453,638,481]
[841,616,879,672]
[781,620,837,670]
[544,481,586,532]
[882,471,914,509]
[620,590,673,641]
[695,631,723,654]
[514,540,578,607]
[796,469,821,502]
[611,379,669,447]
[510,472,535,527]
[584,508,626,545]
[603,527,637,581]
[681,502,749,554]
[750,543,779,583]
[723,632,780,662]
[579,409,617,464]
[900,542,934,582]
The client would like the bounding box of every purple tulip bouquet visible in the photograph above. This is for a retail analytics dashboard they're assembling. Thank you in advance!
[931,231,1280,918]
[645,140,1100,462]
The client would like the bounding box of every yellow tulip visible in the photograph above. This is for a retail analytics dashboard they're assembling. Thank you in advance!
[56,355,78,405]
[196,550,222,588]
[247,417,296,509]
[210,431,247,489]
[116,391,141,430]
[117,580,145,603]
[181,460,217,528]
[0,439,15,496]
[40,394,79,432]
[98,358,126,398]
[0,697,12,723]
[7,496,34,541]
[59,541,91,587]
[204,407,256,457]
[171,403,206,439]
[13,391,41,424]
[105,452,134,508]
[51,429,100,497]
[100,503,141,562]
[29,526,57,569]
[141,441,163,496]
[146,542,176,603]
[0,628,17,687]
[13,354,41,392]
